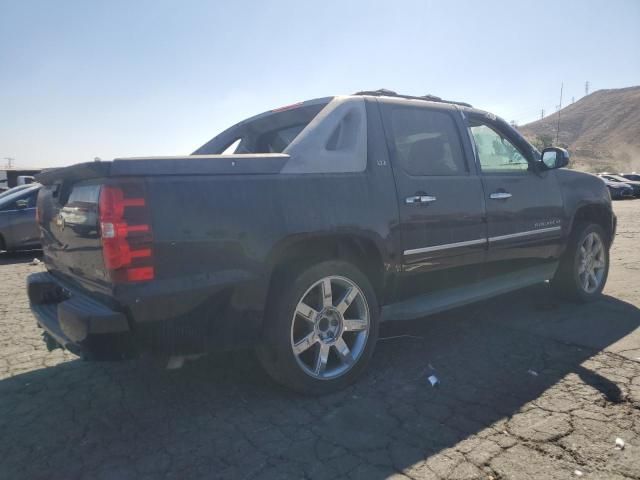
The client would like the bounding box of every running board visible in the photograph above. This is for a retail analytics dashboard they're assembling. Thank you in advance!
[381,262,558,322]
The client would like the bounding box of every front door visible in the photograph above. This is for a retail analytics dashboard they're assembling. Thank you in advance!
[3,188,40,249]
[380,100,487,301]
[466,113,565,274]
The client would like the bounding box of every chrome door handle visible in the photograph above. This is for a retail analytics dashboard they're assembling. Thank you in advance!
[490,192,512,200]
[405,195,437,205]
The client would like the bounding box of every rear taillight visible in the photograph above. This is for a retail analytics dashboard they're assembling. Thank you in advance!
[99,181,154,283]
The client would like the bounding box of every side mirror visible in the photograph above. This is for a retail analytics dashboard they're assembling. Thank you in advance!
[15,199,29,209]
[541,147,570,169]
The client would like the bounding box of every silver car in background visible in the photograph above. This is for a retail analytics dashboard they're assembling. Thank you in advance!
[0,184,41,252]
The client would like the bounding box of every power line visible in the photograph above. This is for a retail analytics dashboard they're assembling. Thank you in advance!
[556,82,563,144]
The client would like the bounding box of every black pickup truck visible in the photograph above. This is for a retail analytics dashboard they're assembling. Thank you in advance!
[27,90,616,394]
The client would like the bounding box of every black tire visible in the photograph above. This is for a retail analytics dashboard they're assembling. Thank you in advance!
[257,260,379,395]
[551,222,609,302]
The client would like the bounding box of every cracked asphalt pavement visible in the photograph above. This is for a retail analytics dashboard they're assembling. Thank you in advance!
[1,201,640,480]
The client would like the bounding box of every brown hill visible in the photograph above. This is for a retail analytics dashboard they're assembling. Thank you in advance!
[519,86,640,173]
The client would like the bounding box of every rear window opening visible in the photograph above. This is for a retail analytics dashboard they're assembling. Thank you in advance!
[193,99,331,155]
[220,138,241,155]
[256,123,308,153]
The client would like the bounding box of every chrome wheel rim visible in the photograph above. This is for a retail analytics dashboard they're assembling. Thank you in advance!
[578,232,606,294]
[290,275,370,380]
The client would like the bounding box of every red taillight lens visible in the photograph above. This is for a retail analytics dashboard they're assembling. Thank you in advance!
[99,182,154,283]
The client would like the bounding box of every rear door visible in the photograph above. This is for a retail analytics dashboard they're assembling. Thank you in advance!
[466,112,564,273]
[380,100,487,300]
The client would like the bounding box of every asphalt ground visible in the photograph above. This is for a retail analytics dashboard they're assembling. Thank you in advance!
[1,200,639,480]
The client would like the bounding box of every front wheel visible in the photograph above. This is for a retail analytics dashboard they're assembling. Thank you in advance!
[552,223,609,302]
[257,260,379,394]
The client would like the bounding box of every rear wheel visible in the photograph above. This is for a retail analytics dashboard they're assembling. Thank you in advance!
[552,223,609,302]
[257,260,379,394]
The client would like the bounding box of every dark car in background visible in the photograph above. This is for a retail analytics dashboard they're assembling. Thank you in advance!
[599,173,640,196]
[597,174,634,200]
[621,172,640,182]
[0,184,41,252]
[0,183,34,200]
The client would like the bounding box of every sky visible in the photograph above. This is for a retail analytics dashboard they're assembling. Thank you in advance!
[1,0,639,168]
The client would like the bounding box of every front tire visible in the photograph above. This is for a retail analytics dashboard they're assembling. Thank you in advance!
[552,223,609,302]
[257,260,379,395]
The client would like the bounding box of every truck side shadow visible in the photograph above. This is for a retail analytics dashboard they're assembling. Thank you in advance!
[1,284,638,479]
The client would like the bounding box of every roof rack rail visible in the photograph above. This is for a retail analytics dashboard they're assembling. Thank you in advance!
[353,88,473,108]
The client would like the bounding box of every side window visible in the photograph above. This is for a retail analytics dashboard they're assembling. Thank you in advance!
[470,124,529,173]
[389,107,467,176]
[0,189,37,211]
[24,190,38,208]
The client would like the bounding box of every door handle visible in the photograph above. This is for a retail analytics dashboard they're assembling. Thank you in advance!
[490,192,512,200]
[405,195,437,205]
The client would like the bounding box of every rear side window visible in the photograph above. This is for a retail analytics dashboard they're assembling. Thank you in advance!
[388,107,467,176]
[256,124,307,153]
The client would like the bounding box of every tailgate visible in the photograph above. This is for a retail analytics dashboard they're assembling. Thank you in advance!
[35,154,288,290]
[38,179,109,289]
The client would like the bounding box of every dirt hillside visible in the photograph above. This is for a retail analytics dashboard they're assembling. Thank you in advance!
[519,86,640,172]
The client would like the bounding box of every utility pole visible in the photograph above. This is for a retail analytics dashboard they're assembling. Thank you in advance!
[572,96,575,104]
[585,81,590,96]
[556,82,563,144]
[541,108,545,119]
[3,157,14,169]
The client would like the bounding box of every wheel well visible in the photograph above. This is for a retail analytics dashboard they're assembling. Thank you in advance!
[268,235,386,301]
[0,233,5,252]
[572,204,614,245]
